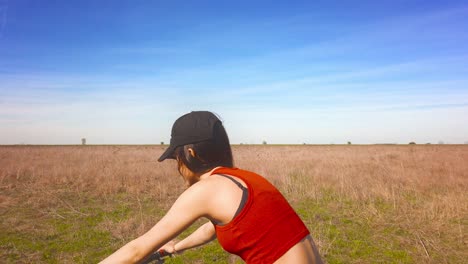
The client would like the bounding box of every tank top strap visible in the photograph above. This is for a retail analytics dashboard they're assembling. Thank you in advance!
[211,174,249,226]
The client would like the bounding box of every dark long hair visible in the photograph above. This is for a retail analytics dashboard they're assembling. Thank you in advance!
[174,121,234,174]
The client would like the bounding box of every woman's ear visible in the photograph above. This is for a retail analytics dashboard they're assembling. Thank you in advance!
[187,148,197,158]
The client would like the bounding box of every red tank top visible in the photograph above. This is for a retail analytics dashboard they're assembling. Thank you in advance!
[210,167,310,264]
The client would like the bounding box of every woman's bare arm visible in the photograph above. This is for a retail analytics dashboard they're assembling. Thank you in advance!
[172,221,216,253]
[99,181,215,264]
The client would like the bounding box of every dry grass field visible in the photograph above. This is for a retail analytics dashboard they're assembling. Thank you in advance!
[0,145,467,263]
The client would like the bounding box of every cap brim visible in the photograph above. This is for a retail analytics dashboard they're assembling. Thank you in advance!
[158,145,177,162]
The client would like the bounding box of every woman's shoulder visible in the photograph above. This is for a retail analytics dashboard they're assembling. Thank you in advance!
[193,172,250,201]
[183,174,228,200]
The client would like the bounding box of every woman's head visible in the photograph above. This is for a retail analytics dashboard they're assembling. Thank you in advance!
[158,111,234,176]
[174,120,233,174]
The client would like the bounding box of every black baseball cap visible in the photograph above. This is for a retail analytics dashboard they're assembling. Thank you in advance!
[158,111,221,162]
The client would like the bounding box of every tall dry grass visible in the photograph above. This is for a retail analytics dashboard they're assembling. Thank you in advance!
[0,145,467,263]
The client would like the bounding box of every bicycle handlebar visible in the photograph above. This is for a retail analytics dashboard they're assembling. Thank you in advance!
[141,249,172,264]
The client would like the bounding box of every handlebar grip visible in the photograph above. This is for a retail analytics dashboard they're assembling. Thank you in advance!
[141,249,171,264]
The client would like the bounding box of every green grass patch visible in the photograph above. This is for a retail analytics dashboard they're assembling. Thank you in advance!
[0,206,116,263]
[295,190,413,264]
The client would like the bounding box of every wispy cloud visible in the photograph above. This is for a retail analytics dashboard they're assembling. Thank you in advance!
[133,6,468,99]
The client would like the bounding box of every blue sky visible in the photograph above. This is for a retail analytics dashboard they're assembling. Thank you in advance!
[1,0,467,144]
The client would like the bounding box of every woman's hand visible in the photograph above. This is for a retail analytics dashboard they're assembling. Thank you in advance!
[158,240,178,255]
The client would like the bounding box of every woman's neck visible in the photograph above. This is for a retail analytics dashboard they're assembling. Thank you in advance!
[199,166,222,181]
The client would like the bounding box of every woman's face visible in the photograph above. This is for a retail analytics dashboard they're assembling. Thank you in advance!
[177,159,199,187]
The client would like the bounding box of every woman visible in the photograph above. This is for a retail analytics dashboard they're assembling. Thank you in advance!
[101,111,323,264]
